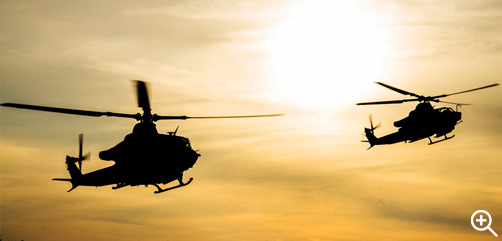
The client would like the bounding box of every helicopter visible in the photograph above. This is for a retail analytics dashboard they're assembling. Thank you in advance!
[1,81,283,194]
[356,82,499,149]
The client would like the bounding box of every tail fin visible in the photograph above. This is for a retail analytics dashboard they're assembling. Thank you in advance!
[363,115,380,149]
[66,156,83,180]
[364,128,378,149]
[51,156,83,192]
[52,134,89,192]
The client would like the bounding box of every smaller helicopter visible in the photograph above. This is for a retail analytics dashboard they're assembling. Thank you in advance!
[357,82,499,148]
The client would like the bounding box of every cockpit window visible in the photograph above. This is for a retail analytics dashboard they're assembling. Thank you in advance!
[178,137,191,147]
[439,107,454,113]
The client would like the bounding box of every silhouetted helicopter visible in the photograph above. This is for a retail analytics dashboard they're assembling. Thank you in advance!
[357,82,499,149]
[1,81,283,193]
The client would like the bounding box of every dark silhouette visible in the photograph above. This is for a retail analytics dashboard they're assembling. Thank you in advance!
[1,81,283,194]
[53,130,198,193]
[357,82,499,149]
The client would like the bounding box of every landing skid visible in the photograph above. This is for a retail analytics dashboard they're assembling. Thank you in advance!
[112,183,128,190]
[428,135,455,145]
[154,177,193,194]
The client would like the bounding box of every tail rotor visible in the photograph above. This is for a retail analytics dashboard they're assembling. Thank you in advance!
[363,115,380,149]
[76,134,90,171]
[367,115,381,134]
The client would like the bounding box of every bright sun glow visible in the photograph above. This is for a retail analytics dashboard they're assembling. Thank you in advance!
[266,1,389,110]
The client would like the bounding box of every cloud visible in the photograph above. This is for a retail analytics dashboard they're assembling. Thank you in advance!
[2,1,502,241]
[369,0,502,58]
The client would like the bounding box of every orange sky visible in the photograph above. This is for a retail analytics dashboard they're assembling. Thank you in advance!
[1,1,501,240]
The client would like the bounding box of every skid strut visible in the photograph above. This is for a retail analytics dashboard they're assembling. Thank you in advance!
[428,135,455,145]
[112,183,128,190]
[154,177,193,194]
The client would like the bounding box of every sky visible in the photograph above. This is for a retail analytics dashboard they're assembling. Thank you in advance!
[1,0,501,240]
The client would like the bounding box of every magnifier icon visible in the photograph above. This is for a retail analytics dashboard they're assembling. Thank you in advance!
[471,210,498,237]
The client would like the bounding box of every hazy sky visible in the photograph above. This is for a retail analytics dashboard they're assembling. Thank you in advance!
[1,0,501,240]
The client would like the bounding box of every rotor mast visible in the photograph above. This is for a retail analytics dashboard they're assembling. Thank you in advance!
[135,80,153,123]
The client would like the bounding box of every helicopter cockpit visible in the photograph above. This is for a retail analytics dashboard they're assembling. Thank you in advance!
[437,107,462,123]
[178,136,191,148]
[437,107,455,113]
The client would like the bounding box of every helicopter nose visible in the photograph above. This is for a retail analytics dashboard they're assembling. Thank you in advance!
[183,149,200,169]
[191,150,200,161]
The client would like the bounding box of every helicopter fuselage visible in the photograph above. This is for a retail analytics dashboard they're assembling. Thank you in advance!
[364,102,462,147]
[53,123,200,193]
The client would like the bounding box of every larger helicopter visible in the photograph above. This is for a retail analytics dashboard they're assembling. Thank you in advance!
[357,82,499,149]
[1,81,283,194]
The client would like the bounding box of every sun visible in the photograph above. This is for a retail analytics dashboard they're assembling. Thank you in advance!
[266,1,389,110]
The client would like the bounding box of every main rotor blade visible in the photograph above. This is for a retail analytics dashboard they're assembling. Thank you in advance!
[356,98,419,105]
[435,100,471,105]
[135,80,151,111]
[375,82,421,97]
[430,83,499,99]
[1,103,140,120]
[153,113,284,121]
